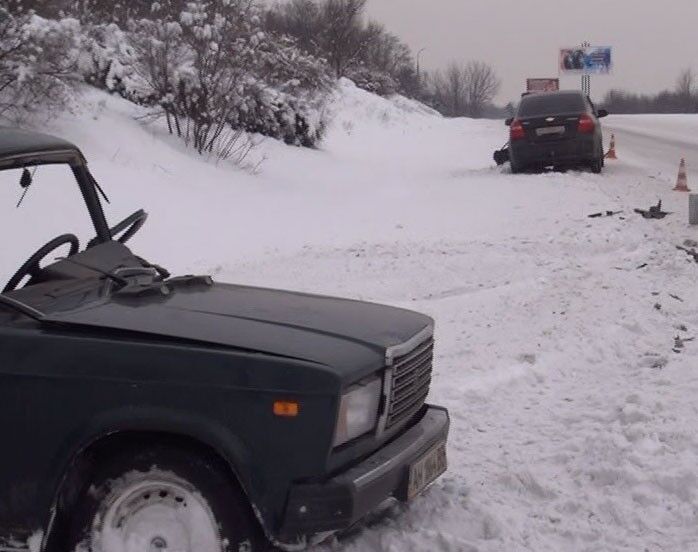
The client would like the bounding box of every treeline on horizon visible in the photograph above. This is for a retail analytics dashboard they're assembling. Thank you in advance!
[495,69,698,120]
[602,68,698,114]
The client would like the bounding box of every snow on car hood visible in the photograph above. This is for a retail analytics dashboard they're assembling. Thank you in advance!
[43,282,432,379]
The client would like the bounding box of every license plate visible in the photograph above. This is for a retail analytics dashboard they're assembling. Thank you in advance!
[536,125,565,136]
[407,442,447,499]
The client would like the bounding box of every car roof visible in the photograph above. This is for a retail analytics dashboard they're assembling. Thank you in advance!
[0,127,85,170]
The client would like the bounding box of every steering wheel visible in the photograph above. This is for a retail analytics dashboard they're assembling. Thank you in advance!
[3,234,79,293]
[109,209,148,244]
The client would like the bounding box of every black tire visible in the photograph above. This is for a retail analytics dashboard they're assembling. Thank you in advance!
[510,159,524,174]
[590,154,603,174]
[66,444,268,552]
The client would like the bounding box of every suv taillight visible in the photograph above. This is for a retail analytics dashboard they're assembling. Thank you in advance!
[510,119,525,141]
[578,113,595,134]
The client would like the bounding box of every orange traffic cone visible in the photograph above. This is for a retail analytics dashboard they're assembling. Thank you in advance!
[674,158,690,192]
[605,134,617,160]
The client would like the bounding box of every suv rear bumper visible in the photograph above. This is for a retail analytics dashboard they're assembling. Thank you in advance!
[278,405,449,542]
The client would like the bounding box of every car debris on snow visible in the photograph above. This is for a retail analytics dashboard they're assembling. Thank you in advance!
[493,143,510,166]
[634,200,670,219]
[640,353,669,370]
[588,210,623,218]
[673,335,695,353]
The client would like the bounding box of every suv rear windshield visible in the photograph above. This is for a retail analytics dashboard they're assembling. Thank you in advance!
[518,93,586,117]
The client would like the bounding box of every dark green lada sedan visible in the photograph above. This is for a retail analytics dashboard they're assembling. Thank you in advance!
[0,128,449,552]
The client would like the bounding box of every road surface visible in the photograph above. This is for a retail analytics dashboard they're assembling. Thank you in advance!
[606,115,698,182]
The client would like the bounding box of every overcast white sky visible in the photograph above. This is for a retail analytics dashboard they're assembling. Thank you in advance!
[365,0,698,104]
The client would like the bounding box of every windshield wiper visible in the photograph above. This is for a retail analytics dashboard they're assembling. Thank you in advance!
[0,295,44,321]
[56,257,129,287]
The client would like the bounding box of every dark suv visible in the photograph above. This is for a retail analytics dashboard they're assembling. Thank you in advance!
[506,90,608,173]
[0,128,449,552]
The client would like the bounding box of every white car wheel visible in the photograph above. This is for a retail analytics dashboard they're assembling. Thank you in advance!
[66,445,266,552]
[90,472,223,552]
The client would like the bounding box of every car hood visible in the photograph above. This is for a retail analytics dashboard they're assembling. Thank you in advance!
[42,282,433,381]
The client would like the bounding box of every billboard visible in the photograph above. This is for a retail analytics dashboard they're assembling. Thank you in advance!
[527,78,560,92]
[559,46,612,74]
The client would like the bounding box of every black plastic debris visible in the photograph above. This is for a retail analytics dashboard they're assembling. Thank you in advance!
[673,335,695,353]
[588,210,623,218]
[493,142,510,166]
[634,200,670,219]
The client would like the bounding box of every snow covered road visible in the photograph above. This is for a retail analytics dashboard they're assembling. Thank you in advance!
[4,84,698,552]
[606,114,698,180]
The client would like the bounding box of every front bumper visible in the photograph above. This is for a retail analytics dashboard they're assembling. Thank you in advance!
[278,406,449,541]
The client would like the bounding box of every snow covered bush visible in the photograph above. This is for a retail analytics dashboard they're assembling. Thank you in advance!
[235,36,332,146]
[0,7,83,124]
[79,22,150,104]
[346,66,398,97]
[265,0,421,99]
[0,0,334,151]
[111,0,334,153]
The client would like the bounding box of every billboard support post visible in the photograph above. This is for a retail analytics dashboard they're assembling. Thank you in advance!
[581,41,591,96]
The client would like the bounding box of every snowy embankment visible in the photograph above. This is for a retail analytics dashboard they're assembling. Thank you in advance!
[4,81,698,551]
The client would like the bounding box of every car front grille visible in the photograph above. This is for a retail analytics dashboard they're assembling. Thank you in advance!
[385,337,434,429]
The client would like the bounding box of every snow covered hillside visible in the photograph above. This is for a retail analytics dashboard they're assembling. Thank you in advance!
[4,81,698,551]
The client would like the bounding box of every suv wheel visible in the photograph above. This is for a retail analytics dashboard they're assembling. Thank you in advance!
[590,156,603,174]
[510,159,524,174]
[67,445,267,552]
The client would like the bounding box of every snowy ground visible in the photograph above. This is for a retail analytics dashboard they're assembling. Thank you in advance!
[3,82,698,551]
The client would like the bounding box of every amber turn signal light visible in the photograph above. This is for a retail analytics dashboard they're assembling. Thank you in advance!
[273,401,300,417]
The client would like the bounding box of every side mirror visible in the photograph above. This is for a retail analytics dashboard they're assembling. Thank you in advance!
[597,109,608,118]
[505,117,513,126]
